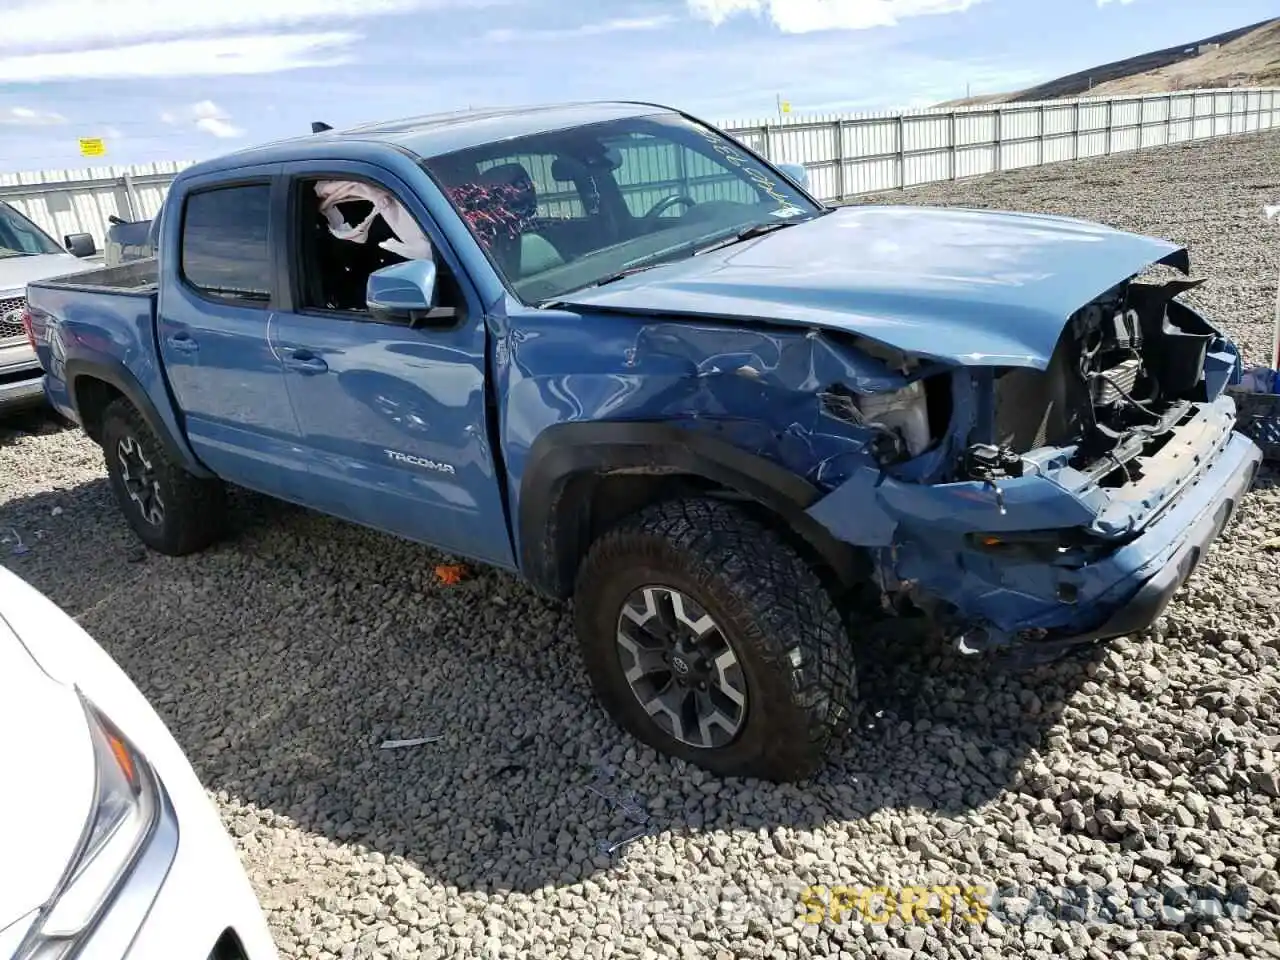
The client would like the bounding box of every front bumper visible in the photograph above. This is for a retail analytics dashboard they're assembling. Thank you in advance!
[40,776,274,960]
[1056,431,1259,645]
[118,785,278,960]
[810,420,1263,656]
[976,430,1262,663]
[0,353,45,412]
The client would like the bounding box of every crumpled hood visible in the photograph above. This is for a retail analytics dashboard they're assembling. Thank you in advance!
[554,205,1188,370]
[0,616,95,939]
[0,253,97,299]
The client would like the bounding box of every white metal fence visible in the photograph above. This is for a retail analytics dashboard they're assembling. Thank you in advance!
[724,87,1280,203]
[0,160,191,250]
[3,87,1277,248]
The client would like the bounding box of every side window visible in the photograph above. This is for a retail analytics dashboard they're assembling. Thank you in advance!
[608,133,759,218]
[476,155,585,219]
[295,176,460,317]
[180,184,272,303]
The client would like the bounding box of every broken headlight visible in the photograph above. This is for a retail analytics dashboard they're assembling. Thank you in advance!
[820,380,932,461]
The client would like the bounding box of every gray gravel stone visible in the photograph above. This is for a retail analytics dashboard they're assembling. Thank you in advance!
[4,129,1280,960]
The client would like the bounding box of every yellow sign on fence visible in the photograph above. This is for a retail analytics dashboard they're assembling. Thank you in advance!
[78,137,106,157]
[780,100,792,114]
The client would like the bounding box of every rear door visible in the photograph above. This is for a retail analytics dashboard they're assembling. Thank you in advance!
[270,158,515,567]
[156,167,307,500]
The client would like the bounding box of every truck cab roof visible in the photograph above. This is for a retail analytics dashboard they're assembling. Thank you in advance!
[180,100,673,178]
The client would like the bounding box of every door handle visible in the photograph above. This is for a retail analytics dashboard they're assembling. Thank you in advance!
[283,349,328,375]
[166,332,199,353]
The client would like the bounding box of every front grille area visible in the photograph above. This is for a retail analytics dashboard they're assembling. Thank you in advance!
[0,295,26,344]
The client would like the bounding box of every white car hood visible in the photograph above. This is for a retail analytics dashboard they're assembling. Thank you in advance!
[0,614,95,939]
[0,253,97,298]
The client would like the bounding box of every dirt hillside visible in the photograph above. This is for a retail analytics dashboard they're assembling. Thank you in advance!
[939,17,1279,106]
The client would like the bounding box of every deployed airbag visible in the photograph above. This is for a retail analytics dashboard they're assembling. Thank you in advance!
[314,180,433,261]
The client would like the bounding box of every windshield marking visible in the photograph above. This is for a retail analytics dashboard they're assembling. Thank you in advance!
[692,125,796,208]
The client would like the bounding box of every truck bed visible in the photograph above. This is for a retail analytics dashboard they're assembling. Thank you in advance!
[26,255,165,444]
[28,259,158,296]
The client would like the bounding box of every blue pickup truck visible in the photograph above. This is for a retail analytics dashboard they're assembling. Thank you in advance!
[25,101,1262,781]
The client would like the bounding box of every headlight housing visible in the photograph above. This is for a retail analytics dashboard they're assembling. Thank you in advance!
[15,694,164,960]
[819,379,935,462]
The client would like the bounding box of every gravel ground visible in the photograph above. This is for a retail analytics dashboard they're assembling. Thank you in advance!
[4,131,1280,960]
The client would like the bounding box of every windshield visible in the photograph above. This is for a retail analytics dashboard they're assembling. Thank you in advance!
[0,202,64,258]
[420,112,821,303]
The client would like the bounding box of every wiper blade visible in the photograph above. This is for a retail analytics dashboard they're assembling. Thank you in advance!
[590,262,665,289]
[694,218,801,255]
[577,239,707,291]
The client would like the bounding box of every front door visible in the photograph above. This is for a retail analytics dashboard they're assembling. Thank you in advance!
[271,160,515,568]
[157,169,308,501]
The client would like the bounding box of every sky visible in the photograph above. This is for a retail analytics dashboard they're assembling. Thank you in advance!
[0,0,1274,172]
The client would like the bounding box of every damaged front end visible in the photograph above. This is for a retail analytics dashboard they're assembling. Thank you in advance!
[805,266,1264,661]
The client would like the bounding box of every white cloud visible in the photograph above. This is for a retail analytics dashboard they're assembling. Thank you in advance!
[192,101,246,138]
[1096,0,1136,5]
[0,33,356,82]
[0,0,502,80]
[686,0,983,33]
[485,15,675,43]
[0,0,486,52]
[161,100,246,139]
[197,117,246,138]
[0,105,67,126]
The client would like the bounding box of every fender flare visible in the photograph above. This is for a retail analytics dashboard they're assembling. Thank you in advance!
[64,358,211,477]
[517,420,862,597]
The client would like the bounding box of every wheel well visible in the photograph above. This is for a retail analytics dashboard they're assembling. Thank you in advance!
[72,376,124,444]
[548,469,869,601]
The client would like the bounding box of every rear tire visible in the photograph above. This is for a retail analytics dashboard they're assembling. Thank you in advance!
[573,497,856,782]
[101,398,227,556]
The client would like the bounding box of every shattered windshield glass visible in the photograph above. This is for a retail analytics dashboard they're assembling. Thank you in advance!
[420,112,820,303]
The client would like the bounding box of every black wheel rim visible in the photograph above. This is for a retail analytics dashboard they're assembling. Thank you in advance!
[116,434,165,527]
[615,585,747,749]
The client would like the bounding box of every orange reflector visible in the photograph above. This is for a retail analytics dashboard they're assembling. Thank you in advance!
[105,730,138,788]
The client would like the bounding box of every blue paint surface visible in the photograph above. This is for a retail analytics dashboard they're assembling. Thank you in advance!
[24,102,1262,649]
[554,204,1185,369]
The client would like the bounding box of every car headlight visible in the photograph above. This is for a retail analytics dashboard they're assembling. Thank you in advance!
[15,694,163,960]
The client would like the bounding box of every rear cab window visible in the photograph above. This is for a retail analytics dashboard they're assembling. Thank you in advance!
[180,184,273,304]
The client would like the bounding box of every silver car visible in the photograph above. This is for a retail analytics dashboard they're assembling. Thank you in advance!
[0,202,99,414]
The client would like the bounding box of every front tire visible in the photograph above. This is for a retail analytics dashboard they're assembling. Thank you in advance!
[573,497,856,782]
[101,398,228,556]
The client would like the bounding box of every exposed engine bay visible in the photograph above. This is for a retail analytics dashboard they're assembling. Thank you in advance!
[818,271,1235,507]
[988,276,1220,481]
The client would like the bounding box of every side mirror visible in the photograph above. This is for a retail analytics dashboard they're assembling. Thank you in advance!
[64,232,97,258]
[776,162,810,192]
[366,259,456,326]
